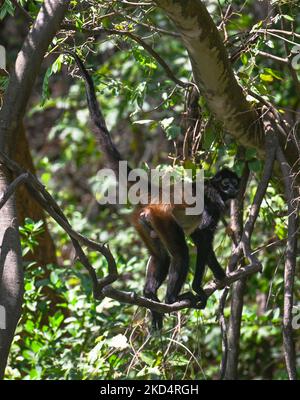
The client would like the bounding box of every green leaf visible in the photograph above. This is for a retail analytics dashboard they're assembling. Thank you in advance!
[51,54,63,74]
[165,125,181,140]
[31,340,43,353]
[265,40,275,49]
[0,0,14,20]
[245,148,257,160]
[22,349,35,361]
[160,117,180,140]
[41,56,63,105]
[260,74,274,83]
[107,334,129,350]
[25,281,35,291]
[24,320,35,333]
[41,66,53,106]
[241,53,248,65]
[160,117,174,130]
[202,129,215,150]
[264,68,282,80]
[282,14,294,22]
[50,271,59,285]
[249,159,261,172]
[49,312,64,328]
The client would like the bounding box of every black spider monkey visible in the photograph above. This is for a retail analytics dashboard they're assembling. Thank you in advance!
[66,51,240,330]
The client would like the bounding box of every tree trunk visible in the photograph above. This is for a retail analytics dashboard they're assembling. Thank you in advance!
[224,279,246,379]
[14,124,57,265]
[0,0,70,378]
[155,0,299,174]
[14,124,68,313]
[0,167,23,378]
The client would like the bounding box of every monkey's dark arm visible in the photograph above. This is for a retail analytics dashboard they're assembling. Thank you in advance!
[206,247,226,280]
[174,228,211,309]
[190,228,211,292]
[191,226,226,291]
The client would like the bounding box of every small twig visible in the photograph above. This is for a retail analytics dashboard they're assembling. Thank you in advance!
[0,172,29,210]
[217,1,231,42]
[280,15,300,98]
[239,111,278,265]
[219,157,249,380]
[260,29,300,40]
[256,29,300,46]
[256,50,288,64]
[115,12,180,37]
[120,0,154,6]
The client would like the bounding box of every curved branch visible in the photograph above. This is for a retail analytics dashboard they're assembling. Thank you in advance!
[0,151,262,315]
[102,262,262,313]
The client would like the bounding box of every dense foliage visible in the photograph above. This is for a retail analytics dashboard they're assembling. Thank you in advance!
[0,0,299,380]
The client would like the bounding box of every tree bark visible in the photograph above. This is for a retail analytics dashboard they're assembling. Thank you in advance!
[223,162,249,380]
[0,0,70,379]
[277,147,298,380]
[14,124,57,265]
[0,168,23,379]
[14,124,67,314]
[155,0,299,172]
[224,279,246,380]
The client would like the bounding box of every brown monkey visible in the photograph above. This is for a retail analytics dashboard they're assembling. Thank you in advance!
[67,52,240,329]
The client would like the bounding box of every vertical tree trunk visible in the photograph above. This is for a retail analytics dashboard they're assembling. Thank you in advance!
[14,124,67,313]
[14,124,57,265]
[223,160,249,380]
[0,168,23,378]
[0,0,70,378]
[224,279,246,380]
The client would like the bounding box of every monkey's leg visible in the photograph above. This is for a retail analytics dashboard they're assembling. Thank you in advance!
[134,212,170,329]
[207,250,226,281]
[187,246,207,309]
[165,242,189,305]
[189,228,211,306]
[144,253,170,330]
[149,213,190,305]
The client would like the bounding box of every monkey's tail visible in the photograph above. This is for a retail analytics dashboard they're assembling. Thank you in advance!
[65,51,130,178]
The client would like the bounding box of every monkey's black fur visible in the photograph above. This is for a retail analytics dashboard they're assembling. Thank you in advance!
[190,169,240,299]
[149,169,240,330]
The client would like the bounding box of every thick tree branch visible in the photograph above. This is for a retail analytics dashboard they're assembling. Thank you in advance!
[0,0,70,153]
[102,262,262,313]
[221,110,278,379]
[221,157,250,380]
[0,0,70,379]
[154,0,299,176]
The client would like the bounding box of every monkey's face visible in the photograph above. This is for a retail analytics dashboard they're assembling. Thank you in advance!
[212,169,240,200]
[219,176,240,198]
